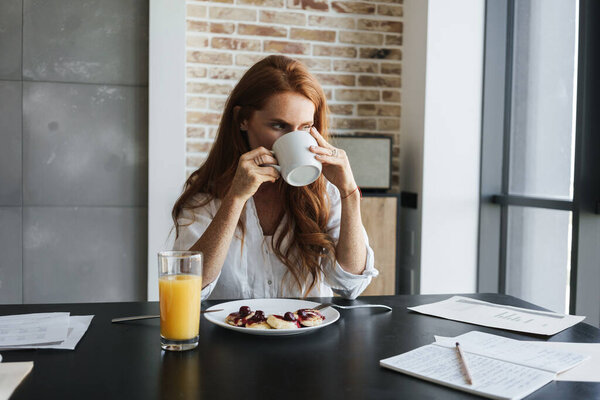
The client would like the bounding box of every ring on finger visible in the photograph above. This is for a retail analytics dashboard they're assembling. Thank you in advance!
[330,148,338,157]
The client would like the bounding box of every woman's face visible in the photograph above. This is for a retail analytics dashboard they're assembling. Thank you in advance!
[241,91,316,150]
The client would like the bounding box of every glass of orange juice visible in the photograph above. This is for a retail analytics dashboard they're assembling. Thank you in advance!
[158,251,203,351]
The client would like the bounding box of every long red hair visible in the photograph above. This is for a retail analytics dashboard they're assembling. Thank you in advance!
[172,55,336,296]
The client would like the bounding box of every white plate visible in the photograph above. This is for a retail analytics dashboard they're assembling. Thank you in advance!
[203,298,340,336]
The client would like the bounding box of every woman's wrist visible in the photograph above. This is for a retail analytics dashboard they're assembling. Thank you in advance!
[340,183,360,200]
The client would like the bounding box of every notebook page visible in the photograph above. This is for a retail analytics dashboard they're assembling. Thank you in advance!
[380,344,554,400]
[434,331,588,374]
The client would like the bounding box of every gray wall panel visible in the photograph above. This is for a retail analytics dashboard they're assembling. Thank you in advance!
[23,82,148,206]
[0,0,22,80]
[23,206,147,303]
[0,207,22,304]
[0,81,22,205]
[22,0,148,85]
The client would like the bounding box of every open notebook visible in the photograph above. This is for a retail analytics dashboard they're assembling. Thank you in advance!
[380,331,589,400]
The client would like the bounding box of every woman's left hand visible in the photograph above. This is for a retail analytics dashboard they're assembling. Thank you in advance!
[308,127,357,197]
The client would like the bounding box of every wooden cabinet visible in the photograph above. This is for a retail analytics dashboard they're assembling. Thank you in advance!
[360,195,399,296]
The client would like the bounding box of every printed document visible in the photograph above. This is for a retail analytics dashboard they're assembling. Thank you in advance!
[407,296,585,335]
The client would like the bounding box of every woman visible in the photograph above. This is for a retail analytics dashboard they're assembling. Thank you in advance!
[172,55,378,300]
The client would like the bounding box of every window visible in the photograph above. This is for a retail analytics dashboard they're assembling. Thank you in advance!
[478,0,600,322]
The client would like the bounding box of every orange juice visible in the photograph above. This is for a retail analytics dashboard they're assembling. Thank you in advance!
[159,274,202,340]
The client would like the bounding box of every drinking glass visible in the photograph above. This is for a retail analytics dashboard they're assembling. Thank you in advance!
[158,251,203,351]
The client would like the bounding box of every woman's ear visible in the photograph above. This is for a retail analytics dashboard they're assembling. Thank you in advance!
[233,106,248,131]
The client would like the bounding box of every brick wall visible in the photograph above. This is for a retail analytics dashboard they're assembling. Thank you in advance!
[185,0,403,191]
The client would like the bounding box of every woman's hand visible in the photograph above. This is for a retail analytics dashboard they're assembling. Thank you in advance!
[308,127,357,197]
[227,147,280,202]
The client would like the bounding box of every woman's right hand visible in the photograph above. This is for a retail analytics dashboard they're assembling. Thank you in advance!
[227,147,280,202]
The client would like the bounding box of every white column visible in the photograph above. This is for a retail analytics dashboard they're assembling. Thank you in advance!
[147,0,187,300]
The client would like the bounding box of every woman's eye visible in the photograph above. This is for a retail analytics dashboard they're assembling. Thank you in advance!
[302,125,313,131]
[271,124,286,130]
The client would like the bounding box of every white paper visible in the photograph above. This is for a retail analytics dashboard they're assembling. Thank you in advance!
[434,331,588,374]
[408,296,585,335]
[0,361,34,400]
[521,342,600,382]
[0,313,70,347]
[0,316,94,351]
[380,344,554,400]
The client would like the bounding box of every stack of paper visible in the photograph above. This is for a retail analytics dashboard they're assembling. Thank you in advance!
[380,331,590,400]
[0,313,93,350]
[407,296,585,335]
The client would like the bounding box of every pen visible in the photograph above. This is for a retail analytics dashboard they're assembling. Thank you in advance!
[455,342,474,385]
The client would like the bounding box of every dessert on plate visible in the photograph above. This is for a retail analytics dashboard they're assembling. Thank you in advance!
[295,309,326,327]
[224,305,326,329]
[266,312,301,329]
[225,306,254,327]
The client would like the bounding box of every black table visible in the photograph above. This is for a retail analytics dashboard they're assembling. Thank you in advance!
[3,294,600,399]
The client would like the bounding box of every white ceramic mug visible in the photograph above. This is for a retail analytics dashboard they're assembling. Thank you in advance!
[268,130,322,187]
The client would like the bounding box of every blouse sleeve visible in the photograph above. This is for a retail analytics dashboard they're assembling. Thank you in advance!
[172,195,221,300]
[321,183,379,299]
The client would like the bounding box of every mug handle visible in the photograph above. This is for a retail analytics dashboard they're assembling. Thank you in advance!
[262,150,280,171]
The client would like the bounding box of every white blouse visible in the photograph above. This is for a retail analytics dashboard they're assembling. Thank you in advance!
[172,182,378,300]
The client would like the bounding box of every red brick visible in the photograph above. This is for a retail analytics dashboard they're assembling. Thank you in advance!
[186,96,208,109]
[357,19,403,33]
[308,15,354,29]
[358,75,401,88]
[211,37,261,51]
[208,67,246,80]
[331,117,377,130]
[313,45,357,58]
[290,28,336,42]
[238,23,287,37]
[377,4,403,16]
[187,20,208,32]
[382,90,400,102]
[332,1,375,14]
[296,57,331,71]
[188,0,232,3]
[207,127,219,138]
[187,155,208,168]
[260,10,306,26]
[357,104,400,116]
[187,111,222,125]
[208,97,227,110]
[377,118,400,131]
[235,53,265,66]
[328,104,354,115]
[209,6,256,21]
[186,35,209,49]
[186,66,207,78]
[238,0,284,6]
[335,89,380,101]
[380,62,402,75]
[187,82,233,95]
[210,22,235,34]
[187,127,206,138]
[264,40,310,55]
[187,140,215,153]
[339,31,383,46]
[314,73,355,86]
[287,0,329,12]
[385,34,403,46]
[359,48,402,60]
[187,4,207,18]
[187,51,232,65]
[333,60,378,73]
